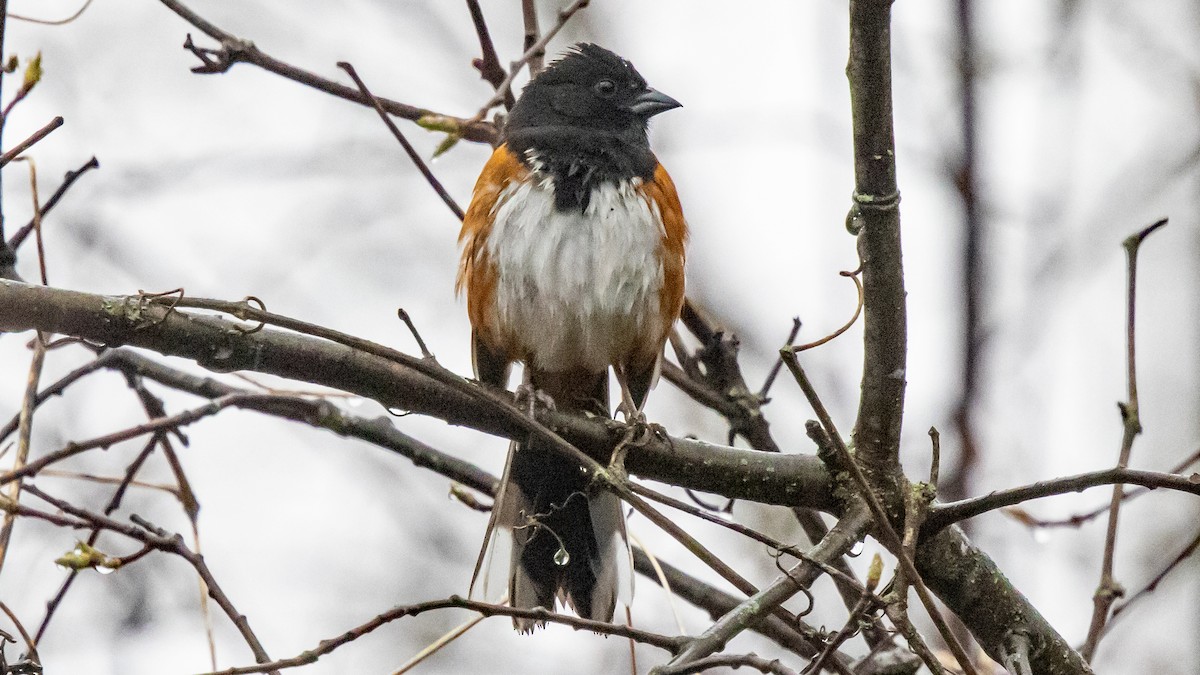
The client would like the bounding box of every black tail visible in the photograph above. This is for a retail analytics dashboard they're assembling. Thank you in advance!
[496,368,628,632]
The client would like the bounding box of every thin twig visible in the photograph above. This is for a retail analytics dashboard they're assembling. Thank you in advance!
[802,554,881,674]
[199,596,683,675]
[1010,447,1200,529]
[396,308,434,360]
[7,157,49,286]
[155,0,497,143]
[780,351,979,675]
[37,470,180,497]
[390,595,503,674]
[464,0,512,108]
[0,601,38,666]
[633,552,848,668]
[928,426,941,487]
[883,600,946,675]
[925,467,1200,534]
[790,270,864,353]
[337,62,465,221]
[885,483,944,675]
[1102,527,1200,636]
[0,334,46,573]
[759,317,801,399]
[521,0,544,74]
[0,394,248,487]
[20,487,278,673]
[471,0,592,121]
[660,507,872,672]
[665,653,800,675]
[0,349,113,445]
[1081,217,1168,662]
[8,0,94,25]
[628,482,875,597]
[0,116,62,166]
[34,435,160,644]
[7,156,99,250]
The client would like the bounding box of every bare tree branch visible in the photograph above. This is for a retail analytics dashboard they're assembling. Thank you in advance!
[0,116,62,166]
[199,596,683,675]
[0,280,837,509]
[337,62,466,221]
[846,0,906,473]
[12,486,279,673]
[1082,217,1169,661]
[924,467,1200,533]
[464,0,512,107]
[660,507,872,672]
[154,0,498,144]
[6,155,99,251]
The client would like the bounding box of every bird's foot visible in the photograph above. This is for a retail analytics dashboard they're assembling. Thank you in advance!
[514,383,556,417]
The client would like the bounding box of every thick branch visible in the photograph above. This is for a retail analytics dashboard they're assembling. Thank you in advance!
[0,280,834,509]
[847,0,906,473]
[918,526,1093,675]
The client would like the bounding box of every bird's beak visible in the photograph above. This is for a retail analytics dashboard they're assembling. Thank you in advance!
[629,88,682,117]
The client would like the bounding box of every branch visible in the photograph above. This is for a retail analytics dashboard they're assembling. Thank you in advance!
[659,507,872,672]
[664,302,781,452]
[1082,217,1168,660]
[846,0,906,472]
[104,348,499,494]
[155,0,497,144]
[6,156,100,250]
[464,0,512,107]
[199,596,683,675]
[632,552,851,670]
[1103,527,1200,636]
[0,281,835,509]
[665,653,799,675]
[471,0,592,120]
[34,435,160,644]
[0,334,46,573]
[916,525,1093,674]
[781,352,976,674]
[337,62,465,221]
[520,0,543,74]
[923,467,1200,534]
[0,116,62,166]
[12,486,278,672]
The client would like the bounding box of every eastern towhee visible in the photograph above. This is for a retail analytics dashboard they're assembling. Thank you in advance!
[458,44,687,631]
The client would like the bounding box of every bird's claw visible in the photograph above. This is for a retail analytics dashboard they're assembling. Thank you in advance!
[514,383,556,416]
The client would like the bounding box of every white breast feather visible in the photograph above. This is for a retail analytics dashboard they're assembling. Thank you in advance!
[484,178,665,373]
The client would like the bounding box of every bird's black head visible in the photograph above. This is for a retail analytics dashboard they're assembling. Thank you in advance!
[505,44,681,139]
[504,44,680,210]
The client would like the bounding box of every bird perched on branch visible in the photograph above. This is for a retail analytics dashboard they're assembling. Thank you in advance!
[457,43,687,631]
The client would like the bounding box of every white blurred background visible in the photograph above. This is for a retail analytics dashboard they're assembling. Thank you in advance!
[0,1,1196,673]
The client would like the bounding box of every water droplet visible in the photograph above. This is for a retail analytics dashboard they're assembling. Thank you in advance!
[387,407,411,417]
[55,563,72,573]
[553,547,570,567]
[849,541,865,557]
[97,565,117,575]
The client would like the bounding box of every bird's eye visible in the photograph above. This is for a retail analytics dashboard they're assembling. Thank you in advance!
[593,79,617,98]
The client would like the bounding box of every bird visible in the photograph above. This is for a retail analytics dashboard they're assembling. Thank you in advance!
[457,43,687,631]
